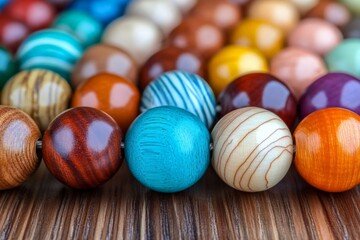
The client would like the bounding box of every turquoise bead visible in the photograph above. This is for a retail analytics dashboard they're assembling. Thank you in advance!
[16,29,83,81]
[0,46,17,90]
[325,39,360,78]
[125,106,210,193]
[141,70,216,128]
[52,10,103,49]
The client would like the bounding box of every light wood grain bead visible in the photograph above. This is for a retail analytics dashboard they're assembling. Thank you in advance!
[1,69,72,131]
[211,107,293,192]
[0,106,41,190]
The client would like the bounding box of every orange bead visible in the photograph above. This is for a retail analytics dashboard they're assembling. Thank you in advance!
[71,73,140,132]
[294,108,360,192]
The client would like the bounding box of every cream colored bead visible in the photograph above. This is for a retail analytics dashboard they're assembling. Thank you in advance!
[211,107,293,192]
[285,0,318,14]
[170,0,197,13]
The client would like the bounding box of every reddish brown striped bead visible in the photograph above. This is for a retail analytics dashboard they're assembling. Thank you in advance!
[42,107,122,189]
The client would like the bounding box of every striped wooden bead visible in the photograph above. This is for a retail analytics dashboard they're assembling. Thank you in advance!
[1,69,72,131]
[211,107,293,192]
[16,29,83,80]
[141,71,216,128]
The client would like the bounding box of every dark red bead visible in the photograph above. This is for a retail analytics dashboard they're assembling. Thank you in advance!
[218,73,297,128]
[0,14,30,53]
[42,107,123,189]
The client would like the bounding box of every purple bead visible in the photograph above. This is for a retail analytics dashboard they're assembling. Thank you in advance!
[299,72,360,119]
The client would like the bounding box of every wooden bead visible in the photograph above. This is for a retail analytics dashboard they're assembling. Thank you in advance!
[43,107,123,189]
[1,69,72,131]
[294,108,360,192]
[212,107,293,192]
[72,73,140,132]
[0,106,41,190]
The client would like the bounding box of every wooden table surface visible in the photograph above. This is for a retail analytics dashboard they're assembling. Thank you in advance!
[0,161,359,239]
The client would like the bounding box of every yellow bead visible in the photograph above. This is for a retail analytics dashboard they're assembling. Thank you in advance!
[208,45,268,96]
[230,19,285,59]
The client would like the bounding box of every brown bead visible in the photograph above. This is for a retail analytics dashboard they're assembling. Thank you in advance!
[71,73,140,132]
[42,107,123,189]
[167,17,225,60]
[139,46,206,92]
[71,44,138,89]
[0,106,41,190]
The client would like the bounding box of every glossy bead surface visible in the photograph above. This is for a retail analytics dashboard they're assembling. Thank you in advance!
[71,44,138,88]
[102,16,163,65]
[43,107,123,189]
[4,0,56,31]
[0,15,30,53]
[248,0,299,33]
[343,17,360,39]
[325,39,360,78]
[271,47,327,99]
[340,0,360,15]
[212,107,293,192]
[299,73,360,119]
[306,0,350,27]
[139,46,206,92]
[167,17,225,60]
[0,46,17,90]
[208,45,269,96]
[125,106,210,193]
[127,0,182,35]
[190,0,241,31]
[218,73,297,128]
[141,71,216,128]
[16,29,83,81]
[0,106,41,190]
[294,108,360,192]
[52,10,103,49]
[2,69,72,131]
[72,73,140,132]
[230,19,284,59]
[288,18,342,56]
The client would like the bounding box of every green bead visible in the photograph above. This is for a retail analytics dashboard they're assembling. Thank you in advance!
[325,39,360,78]
[0,46,17,90]
[340,0,360,15]
[52,10,103,49]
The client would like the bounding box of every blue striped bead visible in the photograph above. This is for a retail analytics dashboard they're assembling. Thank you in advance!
[141,70,216,128]
[16,29,83,81]
[125,106,210,193]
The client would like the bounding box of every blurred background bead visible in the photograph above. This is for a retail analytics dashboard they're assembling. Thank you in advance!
[52,10,103,49]
[325,39,360,78]
[212,107,293,192]
[306,0,350,28]
[141,71,216,128]
[72,73,140,132]
[126,0,182,35]
[299,73,360,119]
[0,46,17,91]
[343,17,360,39]
[247,0,299,33]
[288,18,342,56]
[43,107,122,189]
[71,44,138,89]
[16,29,83,81]
[294,108,360,192]
[167,17,225,60]
[0,106,41,190]
[4,0,56,31]
[0,15,30,53]
[340,0,360,16]
[270,47,327,99]
[125,106,210,193]
[102,16,163,65]
[218,73,297,128]
[230,19,284,59]
[47,0,72,10]
[170,0,197,13]
[284,0,318,15]
[190,0,241,32]
[2,69,72,131]
[139,46,206,92]
[208,45,268,96]
[0,0,9,9]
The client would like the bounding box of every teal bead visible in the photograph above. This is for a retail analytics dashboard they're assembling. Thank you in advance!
[325,39,360,78]
[16,29,83,81]
[0,46,17,90]
[125,106,210,193]
[52,10,103,49]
